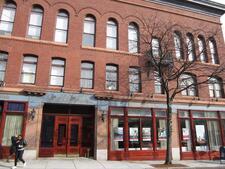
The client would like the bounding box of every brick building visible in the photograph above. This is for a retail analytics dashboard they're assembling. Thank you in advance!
[0,0,225,161]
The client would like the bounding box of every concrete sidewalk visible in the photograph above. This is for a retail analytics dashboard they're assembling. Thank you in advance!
[0,158,224,169]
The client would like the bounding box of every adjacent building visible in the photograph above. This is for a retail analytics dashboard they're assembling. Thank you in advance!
[0,0,225,161]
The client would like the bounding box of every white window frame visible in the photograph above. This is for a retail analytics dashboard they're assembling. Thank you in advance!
[82,16,95,47]
[27,6,43,39]
[129,67,141,93]
[128,23,139,53]
[21,56,38,84]
[106,20,118,50]
[0,2,16,35]
[54,10,69,43]
[80,62,94,89]
[50,59,65,86]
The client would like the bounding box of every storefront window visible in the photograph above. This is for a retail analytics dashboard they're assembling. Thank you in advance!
[194,120,209,151]
[129,118,140,150]
[207,120,221,150]
[2,115,23,146]
[142,118,152,150]
[156,118,167,150]
[180,119,192,152]
[111,118,124,150]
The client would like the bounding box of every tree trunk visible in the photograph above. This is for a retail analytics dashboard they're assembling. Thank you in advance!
[165,99,173,165]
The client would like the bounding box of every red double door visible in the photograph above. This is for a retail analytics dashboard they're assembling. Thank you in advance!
[54,116,82,156]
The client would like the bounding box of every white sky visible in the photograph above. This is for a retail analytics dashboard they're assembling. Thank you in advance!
[212,0,225,40]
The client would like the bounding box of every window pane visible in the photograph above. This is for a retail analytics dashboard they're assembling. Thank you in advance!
[41,116,55,147]
[142,119,153,150]
[0,72,5,81]
[2,115,23,146]
[111,118,124,150]
[24,56,37,62]
[0,62,6,71]
[155,111,166,117]
[107,24,117,37]
[180,119,192,152]
[157,118,167,150]
[22,63,36,73]
[56,17,68,30]
[194,120,209,151]
[129,118,141,150]
[51,66,64,76]
[152,38,159,57]
[174,33,182,59]
[82,62,93,69]
[207,120,221,151]
[106,72,117,81]
[220,112,225,119]
[28,26,41,38]
[82,34,94,47]
[29,13,42,26]
[128,109,151,117]
[1,8,15,22]
[84,20,95,34]
[80,79,93,88]
[106,81,117,90]
[111,108,124,116]
[128,28,138,41]
[81,69,93,79]
[21,73,35,83]
[7,102,25,112]
[50,76,63,86]
[129,40,138,53]
[0,22,13,33]
[54,30,67,43]
[107,37,117,49]
[179,111,189,118]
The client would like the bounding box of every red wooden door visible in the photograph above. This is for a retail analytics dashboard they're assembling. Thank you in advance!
[54,116,82,156]
[67,116,82,156]
[54,116,68,154]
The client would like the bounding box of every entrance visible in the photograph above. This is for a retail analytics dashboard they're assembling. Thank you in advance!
[39,104,95,158]
[54,116,82,156]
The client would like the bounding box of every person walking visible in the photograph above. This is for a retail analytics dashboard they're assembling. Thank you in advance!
[12,135,27,169]
[7,135,17,162]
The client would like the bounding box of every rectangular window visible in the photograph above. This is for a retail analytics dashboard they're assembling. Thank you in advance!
[80,62,94,89]
[2,115,23,146]
[154,72,163,94]
[180,119,192,152]
[7,102,25,112]
[50,59,65,86]
[111,118,124,150]
[0,52,8,81]
[106,65,118,90]
[129,67,141,93]
[194,120,209,151]
[156,118,167,150]
[21,56,37,84]
[207,120,221,150]
[129,118,141,150]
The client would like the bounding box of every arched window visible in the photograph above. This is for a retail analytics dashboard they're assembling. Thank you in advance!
[80,61,94,89]
[173,31,183,59]
[129,67,141,93]
[82,15,96,47]
[128,23,139,53]
[106,19,118,50]
[0,52,8,81]
[198,36,207,63]
[209,38,219,64]
[106,64,118,90]
[180,74,197,96]
[0,1,16,35]
[54,10,69,43]
[186,33,196,61]
[50,58,65,86]
[27,5,43,39]
[208,77,223,98]
[21,55,38,84]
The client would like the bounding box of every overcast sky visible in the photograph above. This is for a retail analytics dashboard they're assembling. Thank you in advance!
[212,0,225,40]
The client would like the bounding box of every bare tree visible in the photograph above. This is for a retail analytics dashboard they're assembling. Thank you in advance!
[138,15,225,164]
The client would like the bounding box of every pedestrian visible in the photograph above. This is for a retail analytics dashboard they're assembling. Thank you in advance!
[7,135,17,162]
[12,135,27,169]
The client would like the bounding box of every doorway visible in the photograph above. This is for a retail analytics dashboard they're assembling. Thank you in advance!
[54,116,82,156]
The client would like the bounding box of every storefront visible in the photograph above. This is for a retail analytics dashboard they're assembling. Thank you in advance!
[0,101,28,158]
[108,107,168,160]
[178,110,225,160]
